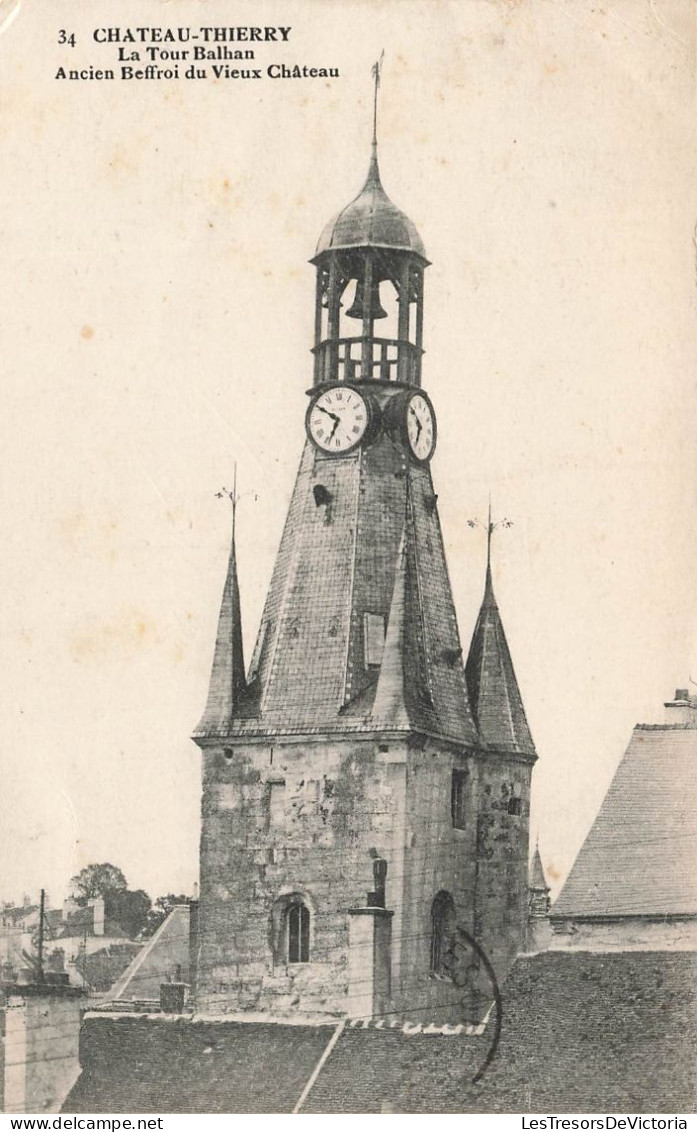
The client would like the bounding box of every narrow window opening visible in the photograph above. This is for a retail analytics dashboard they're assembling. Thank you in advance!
[430,891,456,978]
[451,769,468,830]
[288,903,310,963]
[508,796,522,816]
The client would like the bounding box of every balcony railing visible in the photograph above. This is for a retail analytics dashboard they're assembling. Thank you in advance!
[313,336,423,386]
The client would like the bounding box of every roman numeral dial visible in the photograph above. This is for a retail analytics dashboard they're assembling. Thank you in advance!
[306,386,370,455]
[406,391,437,462]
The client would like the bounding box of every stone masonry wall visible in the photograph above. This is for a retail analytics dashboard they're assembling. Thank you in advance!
[198,734,531,1021]
[395,743,531,1023]
[474,755,533,996]
[4,992,83,1114]
[197,736,410,1017]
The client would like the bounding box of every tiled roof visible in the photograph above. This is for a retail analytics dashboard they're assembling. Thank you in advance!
[193,520,246,738]
[109,905,190,1001]
[471,951,697,1113]
[529,843,548,891]
[195,435,478,746]
[74,945,140,994]
[301,1023,484,1113]
[464,563,535,756]
[62,952,697,1113]
[63,1016,335,1114]
[552,725,697,918]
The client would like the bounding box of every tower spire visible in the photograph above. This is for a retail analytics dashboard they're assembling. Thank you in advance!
[367,52,384,186]
[194,471,247,740]
[465,506,535,755]
[372,52,384,148]
[486,494,493,597]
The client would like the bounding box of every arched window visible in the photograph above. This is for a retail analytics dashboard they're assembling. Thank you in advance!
[287,902,310,964]
[430,891,456,978]
[271,893,312,966]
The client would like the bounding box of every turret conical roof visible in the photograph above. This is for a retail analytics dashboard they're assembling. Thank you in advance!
[465,552,535,757]
[194,511,246,741]
[530,842,549,892]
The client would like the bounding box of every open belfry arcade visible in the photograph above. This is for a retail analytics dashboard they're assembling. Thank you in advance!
[192,76,538,1023]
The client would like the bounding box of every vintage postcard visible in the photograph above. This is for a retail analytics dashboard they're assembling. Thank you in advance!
[0,0,695,1117]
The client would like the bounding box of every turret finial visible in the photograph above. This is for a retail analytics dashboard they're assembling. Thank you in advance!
[467,500,513,602]
[486,494,493,578]
[372,51,384,150]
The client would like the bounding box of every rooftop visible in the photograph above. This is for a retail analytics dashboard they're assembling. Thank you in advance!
[62,951,697,1113]
[315,145,426,259]
[552,723,697,919]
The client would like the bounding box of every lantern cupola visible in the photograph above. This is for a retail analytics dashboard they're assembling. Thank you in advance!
[311,79,428,387]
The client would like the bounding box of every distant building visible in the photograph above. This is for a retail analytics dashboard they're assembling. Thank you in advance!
[0,898,137,994]
[550,688,697,951]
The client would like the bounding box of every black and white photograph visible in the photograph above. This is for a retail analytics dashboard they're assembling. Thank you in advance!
[0,0,695,1118]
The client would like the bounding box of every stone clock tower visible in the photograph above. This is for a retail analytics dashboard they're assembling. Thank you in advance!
[193,113,537,1022]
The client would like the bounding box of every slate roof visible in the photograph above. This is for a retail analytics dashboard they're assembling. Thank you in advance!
[108,905,191,1001]
[301,1024,484,1113]
[552,724,697,918]
[194,517,246,737]
[74,944,140,994]
[529,843,548,892]
[62,951,697,1113]
[63,1016,335,1114]
[315,145,426,259]
[194,434,478,746]
[471,951,697,1114]
[464,561,535,756]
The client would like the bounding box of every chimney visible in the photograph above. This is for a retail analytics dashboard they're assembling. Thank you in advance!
[664,687,697,726]
[367,857,387,908]
[348,857,393,1018]
[90,896,105,937]
[4,981,85,1113]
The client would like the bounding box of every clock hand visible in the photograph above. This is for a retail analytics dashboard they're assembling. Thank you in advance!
[329,416,340,439]
[409,406,423,436]
[317,405,340,422]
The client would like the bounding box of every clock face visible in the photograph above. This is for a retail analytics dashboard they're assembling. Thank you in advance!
[307,386,369,454]
[406,392,436,462]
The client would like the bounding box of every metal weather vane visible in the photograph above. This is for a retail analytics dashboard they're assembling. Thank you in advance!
[372,51,385,145]
[215,463,257,539]
[467,499,513,567]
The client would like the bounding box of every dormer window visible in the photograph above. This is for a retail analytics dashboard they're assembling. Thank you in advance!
[364,612,386,667]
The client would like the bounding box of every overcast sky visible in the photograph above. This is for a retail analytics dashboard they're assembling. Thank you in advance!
[1,0,695,907]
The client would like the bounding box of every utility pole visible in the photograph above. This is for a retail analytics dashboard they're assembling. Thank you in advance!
[37,888,45,982]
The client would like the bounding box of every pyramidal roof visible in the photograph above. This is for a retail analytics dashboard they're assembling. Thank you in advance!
[464,555,535,757]
[552,722,697,918]
[194,512,246,740]
[194,436,478,745]
[530,843,549,892]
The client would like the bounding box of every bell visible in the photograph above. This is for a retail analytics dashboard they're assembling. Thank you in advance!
[346,278,387,320]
